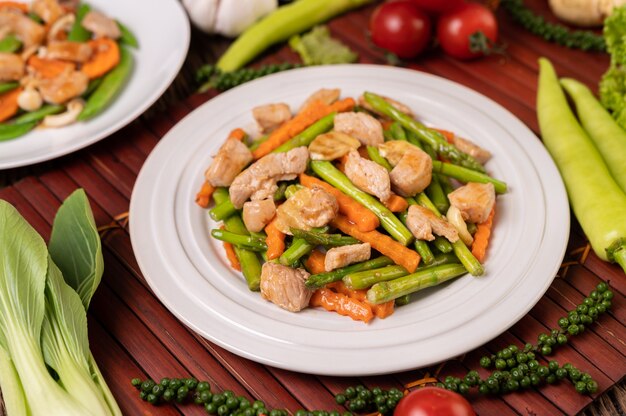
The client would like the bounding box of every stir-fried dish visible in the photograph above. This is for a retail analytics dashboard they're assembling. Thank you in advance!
[0,0,136,141]
[196,89,507,324]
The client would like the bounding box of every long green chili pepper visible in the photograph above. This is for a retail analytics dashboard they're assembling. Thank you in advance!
[537,58,626,273]
[210,229,268,252]
[213,188,262,290]
[305,256,394,289]
[0,122,37,142]
[13,104,65,125]
[216,0,375,71]
[67,3,91,42]
[116,20,139,48]
[79,45,133,121]
[0,34,21,53]
[273,113,335,153]
[0,82,19,95]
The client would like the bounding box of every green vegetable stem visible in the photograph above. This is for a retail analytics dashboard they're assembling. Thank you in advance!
[13,104,65,125]
[216,0,374,72]
[273,113,335,152]
[117,20,139,48]
[291,228,359,247]
[79,45,133,121]
[432,161,507,194]
[0,34,22,53]
[537,58,626,273]
[210,229,268,252]
[305,256,394,288]
[67,3,91,42]
[0,121,37,142]
[343,265,408,290]
[0,81,19,95]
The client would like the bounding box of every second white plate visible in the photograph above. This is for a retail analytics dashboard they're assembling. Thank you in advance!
[130,65,569,376]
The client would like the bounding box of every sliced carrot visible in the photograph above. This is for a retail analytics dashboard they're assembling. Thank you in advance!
[252,97,355,159]
[264,219,286,260]
[327,281,395,320]
[432,128,455,144]
[384,193,408,213]
[332,215,420,273]
[304,249,326,274]
[381,120,394,131]
[27,55,75,79]
[223,241,241,272]
[299,173,379,232]
[0,1,28,11]
[310,288,374,323]
[81,37,120,79]
[370,300,395,319]
[195,181,215,208]
[0,87,22,123]
[471,205,496,263]
[227,127,246,141]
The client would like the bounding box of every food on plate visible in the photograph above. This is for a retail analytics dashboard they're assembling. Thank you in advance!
[0,0,136,141]
[197,89,507,322]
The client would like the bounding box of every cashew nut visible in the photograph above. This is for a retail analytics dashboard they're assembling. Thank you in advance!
[17,87,43,112]
[47,14,75,42]
[41,98,84,128]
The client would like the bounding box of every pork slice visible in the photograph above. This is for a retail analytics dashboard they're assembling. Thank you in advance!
[205,137,253,187]
[252,102,291,133]
[334,112,384,146]
[344,149,391,202]
[274,187,338,234]
[0,53,24,82]
[242,199,276,233]
[452,135,492,164]
[447,182,495,224]
[324,243,371,272]
[389,149,432,197]
[406,205,459,243]
[260,262,312,312]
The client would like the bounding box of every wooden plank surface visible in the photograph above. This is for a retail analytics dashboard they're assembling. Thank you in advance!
[1,1,625,415]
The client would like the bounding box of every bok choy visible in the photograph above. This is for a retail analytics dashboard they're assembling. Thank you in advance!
[0,189,120,416]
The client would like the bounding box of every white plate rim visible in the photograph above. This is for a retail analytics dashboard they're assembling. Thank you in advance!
[129,64,570,376]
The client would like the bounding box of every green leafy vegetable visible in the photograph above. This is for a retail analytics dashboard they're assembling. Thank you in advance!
[289,26,357,65]
[599,6,626,129]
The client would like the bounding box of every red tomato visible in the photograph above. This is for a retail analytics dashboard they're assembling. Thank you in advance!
[394,387,476,416]
[369,0,432,59]
[409,0,465,14]
[436,2,498,60]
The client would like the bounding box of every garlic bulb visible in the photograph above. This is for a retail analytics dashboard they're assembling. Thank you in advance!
[548,0,626,27]
[182,0,277,37]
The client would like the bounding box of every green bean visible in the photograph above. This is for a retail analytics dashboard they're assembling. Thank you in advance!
[209,198,237,222]
[210,229,268,252]
[13,104,64,124]
[273,113,335,153]
[425,174,449,214]
[432,160,507,194]
[213,188,262,290]
[79,45,133,121]
[67,3,91,42]
[343,265,408,290]
[310,160,414,246]
[366,146,393,171]
[0,122,37,142]
[537,58,626,272]
[83,77,103,98]
[0,34,21,53]
[366,264,468,304]
[0,82,19,95]
[216,0,375,71]
[291,228,359,247]
[363,92,486,172]
[305,256,393,289]
[117,20,139,48]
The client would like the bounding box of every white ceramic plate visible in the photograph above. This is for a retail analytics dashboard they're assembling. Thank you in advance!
[130,65,569,376]
[0,0,190,169]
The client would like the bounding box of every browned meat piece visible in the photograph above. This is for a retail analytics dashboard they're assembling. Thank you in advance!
[389,150,432,197]
[260,262,312,312]
[205,137,253,187]
[378,140,417,165]
[37,69,89,104]
[229,147,309,208]
[81,11,121,39]
[242,199,276,233]
[300,88,340,111]
[0,53,24,81]
[406,205,459,242]
[46,41,93,63]
[0,12,45,48]
[359,94,413,117]
[274,187,338,234]
[344,149,391,202]
[31,0,64,23]
[308,131,360,161]
[324,243,371,272]
[452,135,492,164]
[448,182,495,224]
[334,112,384,146]
[252,103,292,133]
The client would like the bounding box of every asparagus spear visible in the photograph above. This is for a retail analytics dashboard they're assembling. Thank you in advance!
[210,198,236,221]
[279,226,329,267]
[273,113,335,153]
[210,229,268,251]
[291,228,359,247]
[363,92,486,173]
[305,256,394,289]
[432,160,507,194]
[367,263,468,304]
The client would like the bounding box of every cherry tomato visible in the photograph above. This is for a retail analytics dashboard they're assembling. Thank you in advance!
[436,2,498,60]
[409,0,465,14]
[393,387,476,416]
[369,0,432,59]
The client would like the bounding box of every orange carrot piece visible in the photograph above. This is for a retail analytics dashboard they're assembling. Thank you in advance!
[252,97,355,159]
[381,120,394,131]
[310,288,374,323]
[227,127,246,141]
[81,37,120,79]
[332,215,420,273]
[384,193,409,213]
[27,55,75,79]
[223,241,241,271]
[299,173,380,232]
[0,1,28,11]
[471,205,496,263]
[264,219,286,260]
[304,249,326,274]
[0,87,21,123]
[327,281,395,319]
[432,128,455,144]
[195,181,215,208]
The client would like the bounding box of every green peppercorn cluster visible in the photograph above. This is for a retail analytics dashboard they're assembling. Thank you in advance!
[334,385,403,415]
[196,63,303,92]
[500,0,606,52]
[439,282,612,396]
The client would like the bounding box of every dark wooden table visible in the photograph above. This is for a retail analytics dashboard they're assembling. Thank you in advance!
[1,1,625,415]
